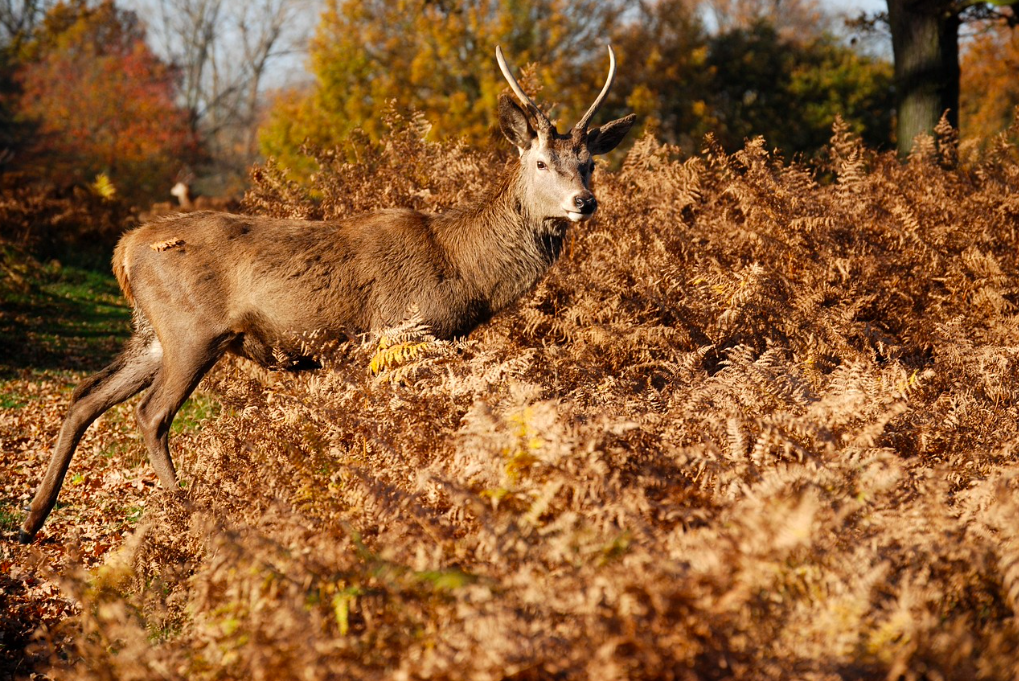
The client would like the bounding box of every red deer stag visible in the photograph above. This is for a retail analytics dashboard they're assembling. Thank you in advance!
[19,46,635,543]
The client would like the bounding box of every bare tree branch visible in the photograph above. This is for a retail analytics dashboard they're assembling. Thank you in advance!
[136,0,315,181]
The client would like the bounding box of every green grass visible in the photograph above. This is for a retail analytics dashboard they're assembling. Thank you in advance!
[124,505,145,525]
[0,504,20,533]
[2,260,222,432]
[0,260,132,377]
[172,393,222,435]
[99,440,135,461]
[0,260,132,467]
[0,393,26,409]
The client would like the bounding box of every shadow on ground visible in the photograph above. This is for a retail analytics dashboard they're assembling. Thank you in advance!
[0,264,131,378]
[0,259,132,680]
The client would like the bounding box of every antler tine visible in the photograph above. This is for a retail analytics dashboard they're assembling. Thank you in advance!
[574,45,616,134]
[496,45,553,134]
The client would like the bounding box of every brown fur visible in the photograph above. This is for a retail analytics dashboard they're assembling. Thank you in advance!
[20,50,635,543]
[112,236,134,306]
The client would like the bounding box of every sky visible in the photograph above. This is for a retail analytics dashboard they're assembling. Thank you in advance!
[829,0,892,56]
[840,0,885,12]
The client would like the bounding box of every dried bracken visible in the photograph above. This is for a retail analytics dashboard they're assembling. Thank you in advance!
[6,110,1019,679]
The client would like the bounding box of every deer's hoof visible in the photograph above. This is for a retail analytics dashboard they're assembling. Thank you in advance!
[18,529,34,545]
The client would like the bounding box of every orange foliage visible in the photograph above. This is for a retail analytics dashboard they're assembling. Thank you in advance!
[15,1,198,202]
[960,21,1019,142]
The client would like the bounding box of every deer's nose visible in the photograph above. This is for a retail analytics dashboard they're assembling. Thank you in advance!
[573,192,597,215]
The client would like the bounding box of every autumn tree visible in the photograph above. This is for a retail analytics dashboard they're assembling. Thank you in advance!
[259,0,628,175]
[884,0,1017,155]
[138,0,312,191]
[704,21,893,154]
[610,0,712,151]
[960,18,1019,142]
[15,0,198,202]
[0,0,52,166]
[615,3,892,156]
[706,0,827,38]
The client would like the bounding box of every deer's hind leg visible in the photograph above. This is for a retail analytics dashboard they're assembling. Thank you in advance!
[134,332,235,491]
[20,326,163,543]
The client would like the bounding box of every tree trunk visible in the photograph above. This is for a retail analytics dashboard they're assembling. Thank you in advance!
[887,0,959,156]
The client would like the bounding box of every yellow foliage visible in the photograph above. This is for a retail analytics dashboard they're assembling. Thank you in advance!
[89,173,117,200]
[368,336,431,376]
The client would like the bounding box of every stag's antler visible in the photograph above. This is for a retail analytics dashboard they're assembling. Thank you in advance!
[496,45,554,136]
[496,45,617,140]
[573,45,616,135]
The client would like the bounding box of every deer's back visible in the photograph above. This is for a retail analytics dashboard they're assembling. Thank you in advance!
[115,211,486,364]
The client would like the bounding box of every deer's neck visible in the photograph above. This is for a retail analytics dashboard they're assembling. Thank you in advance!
[436,170,566,313]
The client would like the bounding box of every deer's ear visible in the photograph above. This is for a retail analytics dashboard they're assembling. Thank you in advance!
[499,94,537,151]
[586,114,636,155]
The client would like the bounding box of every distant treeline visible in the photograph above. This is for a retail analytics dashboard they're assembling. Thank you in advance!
[259,0,895,176]
[1,0,1018,204]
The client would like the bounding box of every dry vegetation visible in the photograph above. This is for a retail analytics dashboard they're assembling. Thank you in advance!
[5,111,1019,679]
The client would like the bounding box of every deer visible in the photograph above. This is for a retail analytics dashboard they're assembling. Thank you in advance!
[138,180,238,223]
[170,180,240,212]
[19,46,636,544]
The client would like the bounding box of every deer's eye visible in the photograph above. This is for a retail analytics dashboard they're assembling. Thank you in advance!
[536,160,547,170]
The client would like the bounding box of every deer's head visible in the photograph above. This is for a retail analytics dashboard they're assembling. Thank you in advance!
[497,45,636,223]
